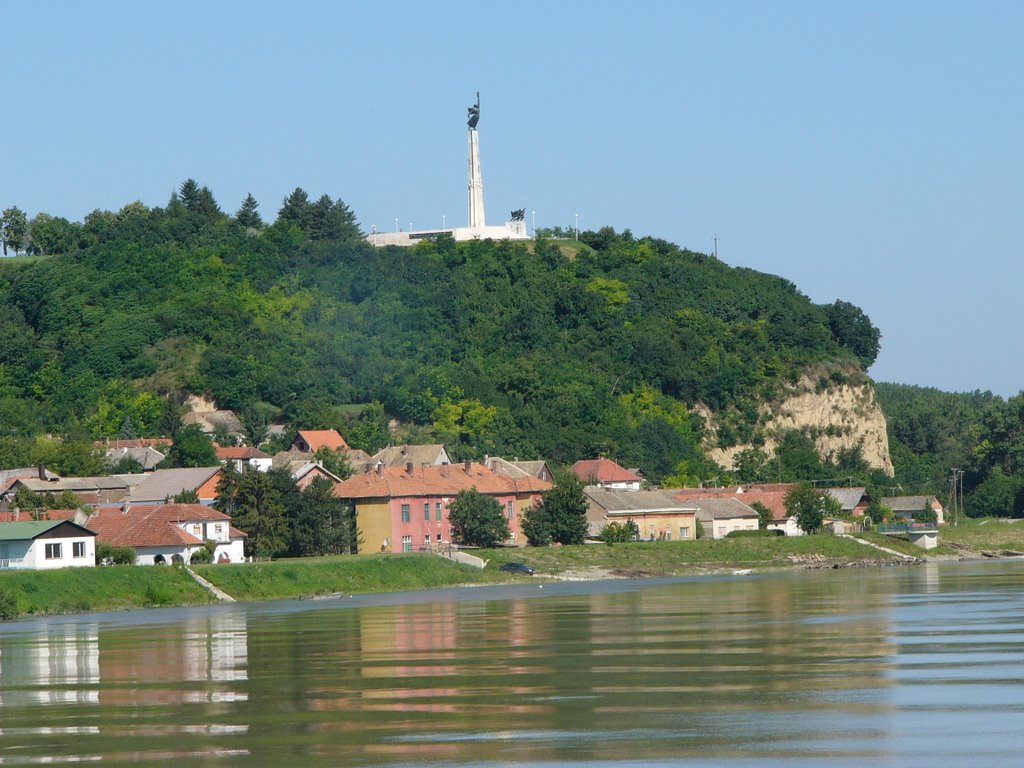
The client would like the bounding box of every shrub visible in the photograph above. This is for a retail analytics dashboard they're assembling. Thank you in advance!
[0,588,18,621]
[726,528,784,538]
[96,542,137,565]
[599,520,639,543]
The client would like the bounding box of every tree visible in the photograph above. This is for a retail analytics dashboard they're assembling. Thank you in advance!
[824,300,881,368]
[278,187,312,231]
[28,213,79,255]
[1,207,28,256]
[288,475,359,556]
[239,405,271,448]
[751,500,774,530]
[236,193,263,228]
[520,504,552,546]
[733,448,771,484]
[784,483,828,534]
[162,424,217,468]
[218,468,288,558]
[313,446,353,480]
[194,186,222,217]
[599,519,639,543]
[447,487,509,548]
[525,471,590,545]
[178,179,201,211]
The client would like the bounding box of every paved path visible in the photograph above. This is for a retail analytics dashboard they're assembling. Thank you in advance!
[837,533,918,561]
[185,567,236,602]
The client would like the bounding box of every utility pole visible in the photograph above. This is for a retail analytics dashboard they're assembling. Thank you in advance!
[713,235,718,259]
[949,468,964,526]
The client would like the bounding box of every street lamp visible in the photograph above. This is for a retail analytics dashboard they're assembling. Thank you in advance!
[442,214,446,230]
[532,210,536,236]
[575,213,579,240]
[394,218,399,233]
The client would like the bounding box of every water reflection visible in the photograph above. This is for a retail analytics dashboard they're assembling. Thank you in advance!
[2,562,1024,766]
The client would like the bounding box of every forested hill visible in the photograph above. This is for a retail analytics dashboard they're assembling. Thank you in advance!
[0,184,880,484]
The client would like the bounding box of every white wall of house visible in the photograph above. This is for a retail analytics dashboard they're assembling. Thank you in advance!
[768,517,805,537]
[702,516,758,539]
[28,536,95,569]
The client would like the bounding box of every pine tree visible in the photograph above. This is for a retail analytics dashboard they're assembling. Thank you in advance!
[179,179,201,211]
[235,193,263,228]
[195,185,222,217]
[278,187,312,232]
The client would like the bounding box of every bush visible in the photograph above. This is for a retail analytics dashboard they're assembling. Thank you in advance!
[726,528,784,538]
[96,542,136,565]
[599,520,639,543]
[189,540,217,564]
[0,588,18,620]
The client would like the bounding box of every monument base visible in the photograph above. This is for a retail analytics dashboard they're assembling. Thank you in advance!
[367,222,530,248]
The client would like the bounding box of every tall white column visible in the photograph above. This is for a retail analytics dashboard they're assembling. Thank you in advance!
[467,129,486,229]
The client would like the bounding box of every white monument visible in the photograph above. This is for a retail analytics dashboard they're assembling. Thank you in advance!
[369,93,530,247]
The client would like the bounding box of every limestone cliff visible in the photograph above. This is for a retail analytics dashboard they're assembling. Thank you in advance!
[699,373,894,476]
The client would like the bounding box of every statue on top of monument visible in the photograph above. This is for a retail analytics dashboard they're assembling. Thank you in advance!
[467,92,480,129]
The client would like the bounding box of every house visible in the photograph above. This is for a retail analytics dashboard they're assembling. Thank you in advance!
[583,487,698,540]
[86,503,246,565]
[0,520,97,570]
[333,460,550,553]
[289,462,344,490]
[881,495,945,525]
[571,458,642,491]
[104,445,166,471]
[824,487,870,517]
[292,429,350,453]
[124,467,222,505]
[371,444,452,468]
[674,483,803,536]
[215,445,272,473]
[688,498,760,539]
[2,474,139,508]
[485,457,556,484]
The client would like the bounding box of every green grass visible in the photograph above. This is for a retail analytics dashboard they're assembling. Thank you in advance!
[0,253,53,268]
[0,565,214,619]
[852,531,929,557]
[934,518,1024,552]
[481,535,900,577]
[193,553,506,601]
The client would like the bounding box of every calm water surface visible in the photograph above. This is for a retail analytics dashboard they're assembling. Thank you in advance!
[2,560,1024,767]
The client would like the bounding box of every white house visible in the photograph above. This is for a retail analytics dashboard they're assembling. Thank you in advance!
[87,503,246,565]
[0,520,97,570]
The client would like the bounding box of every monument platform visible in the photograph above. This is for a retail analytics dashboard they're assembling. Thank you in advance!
[368,221,529,247]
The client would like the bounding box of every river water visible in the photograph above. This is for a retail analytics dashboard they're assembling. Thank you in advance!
[2,560,1024,767]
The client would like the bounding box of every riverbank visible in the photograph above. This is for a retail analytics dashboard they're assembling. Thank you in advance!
[3,519,1023,620]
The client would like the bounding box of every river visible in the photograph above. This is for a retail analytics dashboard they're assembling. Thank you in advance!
[2,560,1024,766]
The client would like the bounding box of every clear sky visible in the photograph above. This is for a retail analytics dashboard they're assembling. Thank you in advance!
[3,1,1022,397]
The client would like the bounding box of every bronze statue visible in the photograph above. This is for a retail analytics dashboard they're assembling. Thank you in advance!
[467,91,480,129]
[511,208,526,222]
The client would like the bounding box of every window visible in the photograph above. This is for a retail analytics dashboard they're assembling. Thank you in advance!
[424,534,430,547]
[679,526,690,540]
[192,524,201,535]
[506,500,514,519]
[45,543,62,559]
[424,502,430,520]
[436,533,442,542]
[402,535,412,553]
[401,504,410,523]
[436,502,442,521]
[214,524,223,535]
[72,541,86,558]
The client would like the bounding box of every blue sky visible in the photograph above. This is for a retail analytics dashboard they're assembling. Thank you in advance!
[3,1,1022,397]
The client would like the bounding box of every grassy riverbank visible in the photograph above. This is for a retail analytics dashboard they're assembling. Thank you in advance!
[4,521,1024,621]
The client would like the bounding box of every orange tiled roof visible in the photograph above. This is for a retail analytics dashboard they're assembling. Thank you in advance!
[333,462,551,500]
[297,430,349,452]
[86,503,238,548]
[571,458,640,484]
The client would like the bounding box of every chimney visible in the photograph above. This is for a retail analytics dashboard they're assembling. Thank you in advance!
[441,464,449,478]
[406,462,414,474]
[37,464,46,480]
[376,462,384,478]
[463,460,472,474]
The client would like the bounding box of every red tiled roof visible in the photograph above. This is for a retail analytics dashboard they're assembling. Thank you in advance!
[333,462,551,500]
[297,430,349,452]
[0,509,79,523]
[86,503,238,548]
[571,458,640,484]
[674,483,799,521]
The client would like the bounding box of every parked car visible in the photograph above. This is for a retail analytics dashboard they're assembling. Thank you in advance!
[500,561,535,575]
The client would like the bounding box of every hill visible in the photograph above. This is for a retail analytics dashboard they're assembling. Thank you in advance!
[0,184,883,485]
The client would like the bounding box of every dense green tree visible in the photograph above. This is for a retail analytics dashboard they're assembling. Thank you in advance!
[784,483,827,534]
[447,488,510,548]
[1,206,28,256]
[178,179,201,211]
[278,187,312,231]
[752,500,774,530]
[523,471,589,545]
[287,475,359,556]
[235,193,263,228]
[239,405,271,448]
[216,467,288,558]
[823,300,881,367]
[27,213,80,255]
[162,424,217,468]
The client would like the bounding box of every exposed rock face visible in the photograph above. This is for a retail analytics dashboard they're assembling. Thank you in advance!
[701,375,894,476]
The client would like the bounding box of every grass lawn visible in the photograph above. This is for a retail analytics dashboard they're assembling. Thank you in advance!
[935,518,1024,552]
[0,565,214,618]
[194,553,506,601]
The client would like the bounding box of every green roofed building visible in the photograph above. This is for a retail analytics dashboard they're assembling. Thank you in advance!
[0,521,97,571]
